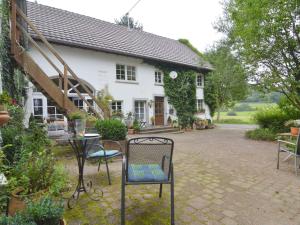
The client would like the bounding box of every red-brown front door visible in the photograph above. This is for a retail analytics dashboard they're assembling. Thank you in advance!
[155,97,164,125]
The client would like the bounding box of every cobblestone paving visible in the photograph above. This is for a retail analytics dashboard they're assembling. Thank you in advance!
[62,128,300,225]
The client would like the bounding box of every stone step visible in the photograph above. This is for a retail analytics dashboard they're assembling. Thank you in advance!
[138,127,180,134]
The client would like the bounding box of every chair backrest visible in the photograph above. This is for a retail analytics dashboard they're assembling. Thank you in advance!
[126,137,174,180]
[84,134,101,155]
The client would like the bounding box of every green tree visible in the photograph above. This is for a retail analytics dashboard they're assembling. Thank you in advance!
[218,0,300,109]
[115,14,143,30]
[204,41,248,121]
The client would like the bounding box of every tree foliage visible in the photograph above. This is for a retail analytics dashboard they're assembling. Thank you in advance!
[178,39,203,57]
[115,14,143,30]
[204,41,248,120]
[218,0,300,109]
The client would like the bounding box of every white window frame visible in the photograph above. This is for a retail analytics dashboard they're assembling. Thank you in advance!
[196,74,203,87]
[111,101,123,112]
[196,99,204,112]
[134,101,146,121]
[33,98,43,120]
[155,71,163,84]
[116,64,136,81]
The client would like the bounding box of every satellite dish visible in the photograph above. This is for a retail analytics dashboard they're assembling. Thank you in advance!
[169,71,178,79]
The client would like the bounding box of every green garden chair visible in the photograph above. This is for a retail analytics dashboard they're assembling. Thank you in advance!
[121,137,175,225]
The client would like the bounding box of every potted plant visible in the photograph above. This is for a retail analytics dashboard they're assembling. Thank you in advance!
[1,196,66,225]
[7,120,67,215]
[132,119,141,133]
[0,92,11,126]
[68,111,86,136]
[167,116,172,126]
[285,119,300,135]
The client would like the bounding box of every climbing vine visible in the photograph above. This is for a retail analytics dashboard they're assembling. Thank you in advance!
[0,0,27,104]
[158,65,197,128]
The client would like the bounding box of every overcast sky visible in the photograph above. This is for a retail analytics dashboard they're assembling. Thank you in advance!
[29,0,224,52]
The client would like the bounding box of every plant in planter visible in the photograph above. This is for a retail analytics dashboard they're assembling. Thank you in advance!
[132,119,141,133]
[111,111,124,120]
[95,119,127,151]
[285,119,300,136]
[167,116,172,126]
[7,120,67,215]
[0,196,66,225]
[86,114,97,129]
[68,111,86,136]
[26,196,65,225]
[197,109,206,114]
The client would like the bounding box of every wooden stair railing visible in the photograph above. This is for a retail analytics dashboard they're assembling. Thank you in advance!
[10,0,104,119]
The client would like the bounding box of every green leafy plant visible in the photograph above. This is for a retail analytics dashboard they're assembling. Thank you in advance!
[253,106,289,132]
[160,66,197,128]
[245,128,277,141]
[26,196,64,225]
[95,119,127,140]
[132,119,141,132]
[0,91,11,105]
[68,111,86,120]
[0,213,37,225]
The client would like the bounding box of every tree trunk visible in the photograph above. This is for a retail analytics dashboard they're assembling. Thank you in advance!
[216,108,221,121]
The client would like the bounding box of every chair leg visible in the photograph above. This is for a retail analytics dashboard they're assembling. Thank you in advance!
[277,144,280,169]
[159,184,163,198]
[170,167,175,225]
[97,158,102,172]
[295,156,298,176]
[105,157,112,185]
[121,171,126,225]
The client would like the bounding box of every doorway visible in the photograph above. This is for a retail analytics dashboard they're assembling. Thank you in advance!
[155,96,164,125]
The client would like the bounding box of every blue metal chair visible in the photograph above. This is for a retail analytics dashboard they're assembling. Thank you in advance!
[85,134,122,185]
[121,137,175,225]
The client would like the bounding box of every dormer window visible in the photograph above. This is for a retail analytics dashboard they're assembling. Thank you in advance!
[155,71,163,84]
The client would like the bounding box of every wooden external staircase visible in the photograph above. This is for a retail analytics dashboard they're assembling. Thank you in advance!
[9,0,104,119]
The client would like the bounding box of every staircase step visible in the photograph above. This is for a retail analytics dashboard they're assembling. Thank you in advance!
[138,127,180,134]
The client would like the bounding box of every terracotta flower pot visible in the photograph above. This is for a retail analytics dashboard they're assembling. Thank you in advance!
[291,127,299,136]
[0,111,10,126]
[127,129,135,135]
[8,187,47,216]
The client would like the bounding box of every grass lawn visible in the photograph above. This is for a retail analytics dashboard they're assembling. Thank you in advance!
[213,102,276,124]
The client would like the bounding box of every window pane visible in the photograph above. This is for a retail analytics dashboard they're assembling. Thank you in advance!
[116,64,125,80]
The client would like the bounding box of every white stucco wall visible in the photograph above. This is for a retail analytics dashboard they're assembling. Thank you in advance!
[28,43,211,124]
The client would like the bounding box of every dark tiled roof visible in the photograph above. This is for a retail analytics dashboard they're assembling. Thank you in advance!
[27,1,212,70]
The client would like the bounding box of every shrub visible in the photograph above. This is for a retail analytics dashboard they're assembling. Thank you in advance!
[233,103,254,112]
[95,119,127,140]
[278,96,300,119]
[245,128,277,141]
[26,196,64,225]
[253,106,289,132]
[0,213,36,225]
[227,111,237,116]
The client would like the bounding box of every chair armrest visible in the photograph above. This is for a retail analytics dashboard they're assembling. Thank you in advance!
[278,140,296,146]
[101,140,122,151]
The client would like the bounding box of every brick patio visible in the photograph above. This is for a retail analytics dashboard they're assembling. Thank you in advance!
[61,127,300,225]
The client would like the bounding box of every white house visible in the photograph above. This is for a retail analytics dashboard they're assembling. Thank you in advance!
[25,1,212,127]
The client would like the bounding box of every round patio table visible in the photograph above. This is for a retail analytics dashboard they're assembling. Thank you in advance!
[67,133,103,208]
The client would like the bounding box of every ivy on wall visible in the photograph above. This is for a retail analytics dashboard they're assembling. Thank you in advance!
[158,65,197,128]
[0,0,27,104]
